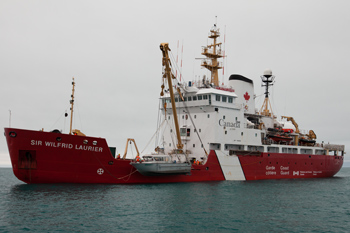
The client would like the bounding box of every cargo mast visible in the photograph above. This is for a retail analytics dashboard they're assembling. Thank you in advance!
[201,24,223,87]
[69,77,75,135]
[160,43,183,150]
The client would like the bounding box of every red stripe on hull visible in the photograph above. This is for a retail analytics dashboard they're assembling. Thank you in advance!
[238,152,343,180]
[4,128,225,184]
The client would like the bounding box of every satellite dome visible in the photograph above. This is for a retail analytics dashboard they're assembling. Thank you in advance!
[263,69,272,78]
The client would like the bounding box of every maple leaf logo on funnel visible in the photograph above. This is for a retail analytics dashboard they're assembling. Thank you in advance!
[244,92,250,102]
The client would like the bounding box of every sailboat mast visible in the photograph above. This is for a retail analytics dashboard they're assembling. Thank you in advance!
[160,43,183,150]
[69,77,75,135]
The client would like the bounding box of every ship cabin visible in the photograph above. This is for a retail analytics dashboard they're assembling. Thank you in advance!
[158,75,345,161]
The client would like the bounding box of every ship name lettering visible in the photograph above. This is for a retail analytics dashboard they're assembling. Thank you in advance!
[219,119,240,128]
[280,166,289,170]
[75,145,103,152]
[265,166,275,170]
[266,171,276,175]
[45,141,73,149]
[31,140,42,146]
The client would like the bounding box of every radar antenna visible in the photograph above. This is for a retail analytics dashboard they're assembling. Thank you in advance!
[259,70,275,117]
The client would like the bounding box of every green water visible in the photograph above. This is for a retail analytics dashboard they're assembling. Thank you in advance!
[1,167,350,232]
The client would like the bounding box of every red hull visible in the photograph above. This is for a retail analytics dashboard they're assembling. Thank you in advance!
[4,128,344,183]
[238,153,343,180]
[4,128,225,184]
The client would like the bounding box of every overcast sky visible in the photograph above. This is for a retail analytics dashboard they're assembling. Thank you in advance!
[1,0,349,166]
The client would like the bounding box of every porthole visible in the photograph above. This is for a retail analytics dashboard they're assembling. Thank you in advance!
[56,137,62,142]
[83,139,88,144]
[93,141,97,145]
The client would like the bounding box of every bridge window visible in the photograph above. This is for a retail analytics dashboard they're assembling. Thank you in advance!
[222,96,227,102]
[228,97,233,103]
[198,95,202,100]
[216,95,221,101]
[180,128,190,137]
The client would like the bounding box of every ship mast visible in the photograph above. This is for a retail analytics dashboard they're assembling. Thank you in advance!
[69,77,75,135]
[259,70,275,117]
[160,43,183,150]
[201,24,223,87]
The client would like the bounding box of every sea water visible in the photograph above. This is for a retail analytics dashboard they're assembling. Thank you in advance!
[1,167,350,232]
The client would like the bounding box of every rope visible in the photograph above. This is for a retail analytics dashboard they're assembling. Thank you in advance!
[165,118,177,151]
[170,51,186,83]
[141,119,166,153]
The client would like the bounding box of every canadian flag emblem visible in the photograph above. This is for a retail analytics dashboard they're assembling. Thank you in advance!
[244,92,250,102]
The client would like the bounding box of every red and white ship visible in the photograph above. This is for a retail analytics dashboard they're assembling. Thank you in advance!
[4,24,344,184]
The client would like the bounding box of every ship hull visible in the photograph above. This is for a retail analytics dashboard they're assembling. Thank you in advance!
[237,153,343,180]
[4,128,343,184]
[4,128,225,184]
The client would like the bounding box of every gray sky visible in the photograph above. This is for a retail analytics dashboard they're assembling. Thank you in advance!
[1,0,350,166]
